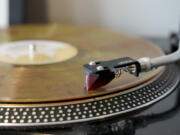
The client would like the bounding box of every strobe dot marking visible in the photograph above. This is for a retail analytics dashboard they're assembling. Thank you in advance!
[20,120,24,123]
[44,119,48,122]
[0,66,177,126]
[36,119,40,123]
[59,118,63,121]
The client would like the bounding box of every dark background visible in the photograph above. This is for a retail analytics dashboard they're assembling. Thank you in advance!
[9,0,48,25]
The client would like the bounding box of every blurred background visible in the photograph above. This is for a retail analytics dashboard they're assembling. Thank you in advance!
[0,0,180,37]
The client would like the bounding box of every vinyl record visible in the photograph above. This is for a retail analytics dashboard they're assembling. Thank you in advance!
[0,24,164,103]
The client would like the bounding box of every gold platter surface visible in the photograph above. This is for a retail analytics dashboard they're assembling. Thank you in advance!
[0,24,164,103]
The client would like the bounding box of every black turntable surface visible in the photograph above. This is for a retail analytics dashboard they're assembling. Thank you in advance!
[1,88,180,135]
[0,37,179,135]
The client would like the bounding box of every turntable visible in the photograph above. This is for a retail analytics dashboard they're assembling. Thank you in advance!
[0,24,179,130]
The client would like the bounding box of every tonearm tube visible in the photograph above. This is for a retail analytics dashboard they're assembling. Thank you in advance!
[83,35,180,90]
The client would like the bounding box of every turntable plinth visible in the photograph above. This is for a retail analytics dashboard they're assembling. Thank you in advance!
[0,24,179,128]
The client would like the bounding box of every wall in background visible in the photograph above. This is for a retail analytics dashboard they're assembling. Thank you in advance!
[0,0,9,28]
[24,0,48,23]
[9,0,24,25]
[47,0,180,37]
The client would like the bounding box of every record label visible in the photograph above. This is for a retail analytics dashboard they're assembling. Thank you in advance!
[0,40,78,65]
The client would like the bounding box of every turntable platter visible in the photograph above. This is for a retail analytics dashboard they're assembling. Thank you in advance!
[0,24,164,103]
